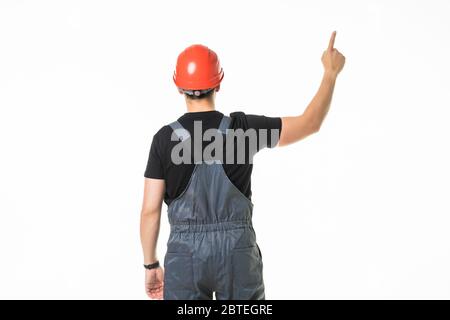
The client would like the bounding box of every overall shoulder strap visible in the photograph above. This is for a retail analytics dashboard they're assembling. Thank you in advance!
[169,121,190,142]
[218,115,231,134]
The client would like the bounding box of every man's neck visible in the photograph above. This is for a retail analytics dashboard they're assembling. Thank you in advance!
[185,99,215,113]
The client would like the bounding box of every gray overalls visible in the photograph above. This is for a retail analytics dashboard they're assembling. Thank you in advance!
[163,115,265,300]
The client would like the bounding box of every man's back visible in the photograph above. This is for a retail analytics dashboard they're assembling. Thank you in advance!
[145,110,281,205]
[154,112,276,299]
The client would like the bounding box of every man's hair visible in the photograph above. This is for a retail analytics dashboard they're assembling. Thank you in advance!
[184,89,215,100]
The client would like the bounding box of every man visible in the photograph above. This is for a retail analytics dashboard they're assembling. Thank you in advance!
[140,31,345,300]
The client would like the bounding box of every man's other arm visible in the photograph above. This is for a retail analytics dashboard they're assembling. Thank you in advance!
[278,31,345,146]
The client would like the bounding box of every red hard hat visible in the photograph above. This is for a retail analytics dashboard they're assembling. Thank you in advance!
[173,44,224,90]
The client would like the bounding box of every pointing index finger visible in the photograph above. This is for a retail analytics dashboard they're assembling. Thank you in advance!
[328,31,336,51]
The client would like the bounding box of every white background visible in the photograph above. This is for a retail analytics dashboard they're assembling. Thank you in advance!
[0,0,449,299]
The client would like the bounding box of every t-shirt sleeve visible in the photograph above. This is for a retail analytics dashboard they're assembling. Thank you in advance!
[230,111,282,150]
[144,134,165,179]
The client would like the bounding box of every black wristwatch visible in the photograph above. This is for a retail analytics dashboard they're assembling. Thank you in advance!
[143,261,160,270]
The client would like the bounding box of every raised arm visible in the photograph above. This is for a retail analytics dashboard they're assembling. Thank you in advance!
[140,177,165,299]
[278,31,345,146]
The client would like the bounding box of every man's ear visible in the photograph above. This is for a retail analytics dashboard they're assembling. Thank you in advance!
[177,88,184,94]
[215,85,221,92]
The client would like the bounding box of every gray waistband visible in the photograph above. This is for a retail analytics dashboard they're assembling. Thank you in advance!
[170,220,253,233]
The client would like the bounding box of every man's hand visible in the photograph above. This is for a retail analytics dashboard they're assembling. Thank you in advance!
[321,31,345,78]
[145,267,164,299]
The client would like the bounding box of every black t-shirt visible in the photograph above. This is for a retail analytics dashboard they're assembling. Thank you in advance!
[144,110,282,205]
